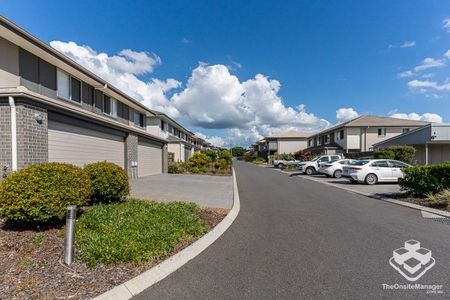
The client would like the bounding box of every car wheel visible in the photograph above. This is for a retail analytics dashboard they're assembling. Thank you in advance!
[365,173,378,185]
[333,170,342,178]
[305,167,315,175]
[277,163,284,169]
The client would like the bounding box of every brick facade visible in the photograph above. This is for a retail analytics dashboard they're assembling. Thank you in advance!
[125,133,138,178]
[0,104,12,176]
[162,144,168,173]
[15,103,48,169]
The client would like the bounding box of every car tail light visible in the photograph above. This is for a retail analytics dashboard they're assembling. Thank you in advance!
[351,167,363,171]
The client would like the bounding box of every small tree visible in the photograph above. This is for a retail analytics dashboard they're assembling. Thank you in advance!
[374,145,416,163]
[231,147,246,157]
[293,150,315,161]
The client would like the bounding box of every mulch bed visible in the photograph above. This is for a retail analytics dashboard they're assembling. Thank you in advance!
[380,193,450,212]
[0,207,229,300]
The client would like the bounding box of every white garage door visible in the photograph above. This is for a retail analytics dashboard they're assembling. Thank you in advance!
[48,120,125,168]
[138,140,162,177]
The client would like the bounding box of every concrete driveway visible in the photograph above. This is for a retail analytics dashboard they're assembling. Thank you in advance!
[130,174,233,209]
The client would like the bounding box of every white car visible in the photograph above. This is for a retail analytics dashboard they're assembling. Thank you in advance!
[342,159,411,185]
[297,155,343,175]
[318,159,356,178]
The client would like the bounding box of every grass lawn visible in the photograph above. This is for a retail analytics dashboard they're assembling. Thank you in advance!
[1,199,228,299]
[76,199,209,267]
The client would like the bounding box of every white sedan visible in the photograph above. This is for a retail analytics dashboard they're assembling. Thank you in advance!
[318,159,356,178]
[342,159,411,185]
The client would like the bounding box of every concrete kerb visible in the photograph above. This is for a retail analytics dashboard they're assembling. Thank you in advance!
[94,168,241,300]
[276,168,450,218]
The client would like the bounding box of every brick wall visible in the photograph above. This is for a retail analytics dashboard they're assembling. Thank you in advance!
[125,133,138,178]
[15,103,48,169]
[0,104,12,176]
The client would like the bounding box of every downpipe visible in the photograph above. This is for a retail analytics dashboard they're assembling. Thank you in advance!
[8,96,17,172]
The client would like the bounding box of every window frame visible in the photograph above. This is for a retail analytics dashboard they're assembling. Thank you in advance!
[377,128,386,137]
[56,68,82,105]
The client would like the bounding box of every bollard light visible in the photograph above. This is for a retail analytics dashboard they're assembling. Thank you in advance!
[64,205,77,265]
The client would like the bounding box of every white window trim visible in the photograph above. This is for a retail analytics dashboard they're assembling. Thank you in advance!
[57,68,82,106]
[378,128,386,137]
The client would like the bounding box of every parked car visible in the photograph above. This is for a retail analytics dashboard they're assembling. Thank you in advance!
[297,155,344,175]
[318,159,356,178]
[274,159,301,169]
[342,159,411,185]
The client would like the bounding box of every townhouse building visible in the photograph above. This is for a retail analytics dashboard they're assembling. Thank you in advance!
[0,16,206,178]
[256,130,309,158]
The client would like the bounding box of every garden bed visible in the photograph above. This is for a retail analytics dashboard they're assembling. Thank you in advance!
[0,201,228,300]
[380,192,450,212]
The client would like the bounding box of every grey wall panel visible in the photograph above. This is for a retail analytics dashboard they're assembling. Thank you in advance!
[38,59,56,90]
[19,47,39,84]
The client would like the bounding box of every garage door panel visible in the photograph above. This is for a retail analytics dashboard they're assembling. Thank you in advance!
[48,121,125,168]
[138,140,162,177]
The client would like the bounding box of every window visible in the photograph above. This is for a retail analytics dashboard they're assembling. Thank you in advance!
[331,156,340,160]
[371,161,389,167]
[378,128,386,137]
[103,96,117,117]
[133,112,144,127]
[402,128,410,134]
[389,160,408,168]
[318,137,322,145]
[57,69,70,99]
[339,130,344,140]
[308,140,312,147]
[325,135,330,144]
[57,69,81,103]
[318,157,329,162]
[160,120,165,131]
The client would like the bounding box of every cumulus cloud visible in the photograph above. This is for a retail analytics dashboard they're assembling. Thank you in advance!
[194,132,226,147]
[336,108,359,123]
[443,17,450,32]
[171,64,330,133]
[413,57,446,72]
[445,49,450,58]
[400,41,416,48]
[397,70,415,78]
[51,41,331,146]
[50,41,181,117]
[389,112,443,123]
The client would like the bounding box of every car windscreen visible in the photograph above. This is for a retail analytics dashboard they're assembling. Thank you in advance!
[351,160,369,166]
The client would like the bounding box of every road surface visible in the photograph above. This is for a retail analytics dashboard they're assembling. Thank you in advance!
[134,161,450,299]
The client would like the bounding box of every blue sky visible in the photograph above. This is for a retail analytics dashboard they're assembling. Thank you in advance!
[2,1,450,146]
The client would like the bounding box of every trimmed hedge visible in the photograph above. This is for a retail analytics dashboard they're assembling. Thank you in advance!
[0,163,92,222]
[84,161,129,204]
[374,145,416,163]
[399,162,450,196]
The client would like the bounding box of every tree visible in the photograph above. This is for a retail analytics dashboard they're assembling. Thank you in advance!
[231,147,247,157]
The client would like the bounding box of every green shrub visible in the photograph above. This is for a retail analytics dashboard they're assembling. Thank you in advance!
[274,152,294,161]
[76,199,209,267]
[189,152,212,170]
[231,147,247,157]
[293,150,315,161]
[168,162,189,174]
[374,145,416,163]
[84,161,129,204]
[399,162,450,196]
[203,150,218,162]
[252,157,266,164]
[218,150,232,164]
[0,163,91,222]
[374,149,395,160]
[240,151,257,162]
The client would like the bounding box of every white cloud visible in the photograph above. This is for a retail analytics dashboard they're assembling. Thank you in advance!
[400,41,416,48]
[408,79,450,91]
[443,17,450,32]
[336,108,359,123]
[413,57,446,72]
[50,41,181,117]
[182,37,191,44]
[389,112,443,123]
[194,132,226,147]
[421,73,435,79]
[397,70,415,78]
[51,41,331,146]
[445,49,450,58]
[172,64,330,134]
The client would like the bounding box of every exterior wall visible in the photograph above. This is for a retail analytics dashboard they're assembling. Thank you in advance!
[125,133,138,178]
[346,127,361,150]
[430,144,450,164]
[414,144,426,165]
[162,144,168,173]
[0,37,20,88]
[277,139,307,153]
[334,129,347,148]
[16,103,48,169]
[146,117,169,139]
[268,140,278,151]
[365,127,415,151]
[0,103,12,176]
[168,143,182,162]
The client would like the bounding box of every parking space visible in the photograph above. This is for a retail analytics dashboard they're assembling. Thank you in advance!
[130,174,233,209]
[276,169,401,197]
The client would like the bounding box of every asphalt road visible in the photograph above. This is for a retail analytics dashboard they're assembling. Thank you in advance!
[134,161,450,299]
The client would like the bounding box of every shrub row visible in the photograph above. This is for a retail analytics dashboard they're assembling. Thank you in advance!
[169,150,232,174]
[374,145,416,164]
[0,162,129,223]
[399,162,450,196]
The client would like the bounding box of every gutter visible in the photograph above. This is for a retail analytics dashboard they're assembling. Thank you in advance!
[8,96,17,171]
